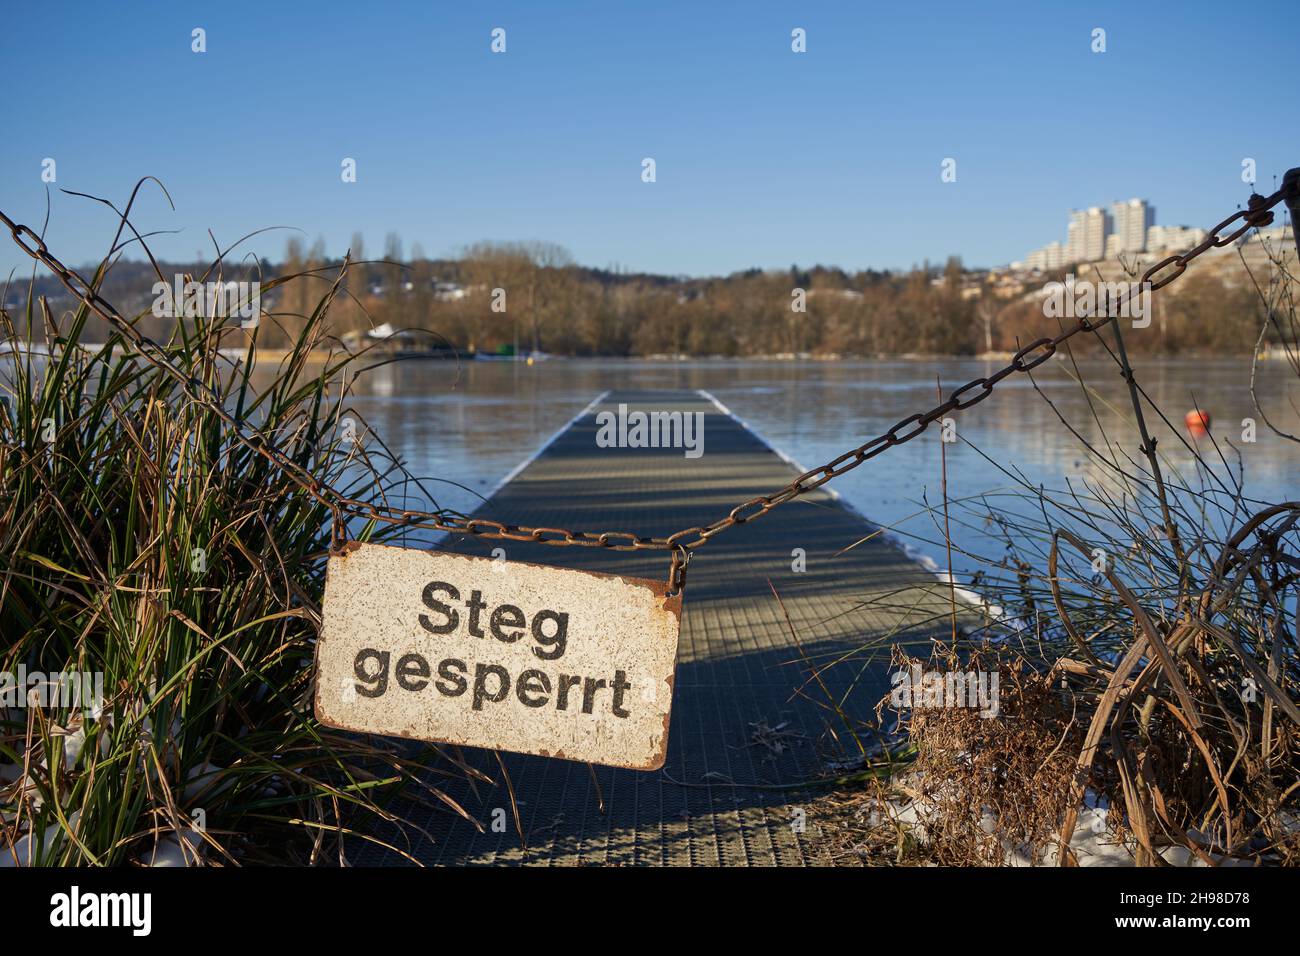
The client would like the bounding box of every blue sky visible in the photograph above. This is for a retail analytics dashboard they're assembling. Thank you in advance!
[1,0,1295,277]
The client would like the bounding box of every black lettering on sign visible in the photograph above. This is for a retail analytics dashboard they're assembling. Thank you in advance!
[419,582,460,634]
[466,590,488,638]
[354,648,390,698]
[490,604,525,642]
[436,658,468,696]
[472,663,510,710]
[396,653,430,692]
[516,669,551,707]
[611,669,631,718]
[345,650,636,719]
[531,610,569,660]
[582,676,607,714]
[555,673,582,711]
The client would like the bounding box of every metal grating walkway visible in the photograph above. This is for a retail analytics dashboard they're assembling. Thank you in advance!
[353,390,961,865]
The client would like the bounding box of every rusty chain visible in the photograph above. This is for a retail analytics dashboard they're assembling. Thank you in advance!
[0,185,1289,595]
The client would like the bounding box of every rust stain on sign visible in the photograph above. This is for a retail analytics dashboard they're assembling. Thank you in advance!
[314,542,682,770]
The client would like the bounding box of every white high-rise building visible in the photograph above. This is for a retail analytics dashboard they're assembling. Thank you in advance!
[1024,241,1066,271]
[1065,218,1081,265]
[1068,207,1111,263]
[1020,196,1162,271]
[1111,199,1154,254]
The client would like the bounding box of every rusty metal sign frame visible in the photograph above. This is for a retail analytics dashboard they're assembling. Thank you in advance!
[313,541,683,770]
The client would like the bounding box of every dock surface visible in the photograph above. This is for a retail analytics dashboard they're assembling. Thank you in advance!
[356,389,962,865]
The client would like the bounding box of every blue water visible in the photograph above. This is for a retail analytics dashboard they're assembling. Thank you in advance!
[336,356,1300,586]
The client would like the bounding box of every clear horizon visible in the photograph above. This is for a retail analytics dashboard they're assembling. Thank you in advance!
[1,0,1296,279]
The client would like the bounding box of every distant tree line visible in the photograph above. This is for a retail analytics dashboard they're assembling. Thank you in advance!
[8,239,1268,357]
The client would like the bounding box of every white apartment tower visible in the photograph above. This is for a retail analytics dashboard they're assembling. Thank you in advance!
[1020,196,1157,271]
[1067,207,1111,263]
[1024,241,1066,271]
[1111,198,1154,254]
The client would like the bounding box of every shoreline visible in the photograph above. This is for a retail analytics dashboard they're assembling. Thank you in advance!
[4,344,1293,363]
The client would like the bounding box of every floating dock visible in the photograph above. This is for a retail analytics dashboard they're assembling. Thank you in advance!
[356,389,966,865]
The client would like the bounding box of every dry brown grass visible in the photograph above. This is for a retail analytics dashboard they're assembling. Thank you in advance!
[813,233,1300,867]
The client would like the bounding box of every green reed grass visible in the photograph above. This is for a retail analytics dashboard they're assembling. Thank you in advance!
[0,231,478,865]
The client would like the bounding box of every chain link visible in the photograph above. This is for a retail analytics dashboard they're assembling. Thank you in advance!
[0,185,1286,591]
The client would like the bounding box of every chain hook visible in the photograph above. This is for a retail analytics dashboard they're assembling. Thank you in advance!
[330,507,348,554]
[666,544,691,598]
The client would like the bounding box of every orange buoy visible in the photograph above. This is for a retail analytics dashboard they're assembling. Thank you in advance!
[1185,408,1211,434]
